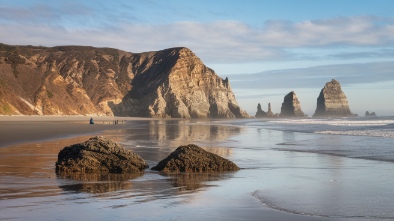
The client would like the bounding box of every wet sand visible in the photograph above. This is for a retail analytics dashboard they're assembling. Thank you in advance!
[0,117,390,220]
[0,116,146,147]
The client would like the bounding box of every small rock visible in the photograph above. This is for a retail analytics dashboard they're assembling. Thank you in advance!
[152,144,240,172]
[55,136,148,174]
[365,111,377,117]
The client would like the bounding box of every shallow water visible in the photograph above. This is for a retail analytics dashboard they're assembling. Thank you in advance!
[1,118,394,220]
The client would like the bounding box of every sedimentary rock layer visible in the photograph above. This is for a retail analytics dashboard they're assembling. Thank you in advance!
[0,43,248,118]
[280,91,305,117]
[313,79,352,118]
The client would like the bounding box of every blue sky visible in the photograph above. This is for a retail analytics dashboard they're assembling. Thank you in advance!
[1,0,393,116]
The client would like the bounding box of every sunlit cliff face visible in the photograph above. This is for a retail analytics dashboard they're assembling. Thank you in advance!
[0,44,248,118]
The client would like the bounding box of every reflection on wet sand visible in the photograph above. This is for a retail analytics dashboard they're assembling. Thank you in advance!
[0,135,96,177]
[114,119,243,163]
[148,119,242,147]
[0,119,242,207]
[168,172,234,193]
[58,173,142,194]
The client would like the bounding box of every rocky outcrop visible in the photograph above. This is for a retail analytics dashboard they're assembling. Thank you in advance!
[55,136,148,174]
[255,103,278,118]
[313,79,352,118]
[280,91,305,118]
[151,144,240,172]
[255,103,276,118]
[255,103,266,118]
[0,43,248,118]
[365,111,377,117]
[266,103,276,117]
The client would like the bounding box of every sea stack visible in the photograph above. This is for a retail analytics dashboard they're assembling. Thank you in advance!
[266,103,275,117]
[255,103,267,118]
[313,79,352,118]
[280,91,305,118]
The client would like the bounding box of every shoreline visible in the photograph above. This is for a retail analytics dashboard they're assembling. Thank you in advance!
[0,116,149,148]
[1,117,392,220]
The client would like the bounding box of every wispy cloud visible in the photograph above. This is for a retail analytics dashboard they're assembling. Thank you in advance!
[1,2,394,64]
[228,61,394,89]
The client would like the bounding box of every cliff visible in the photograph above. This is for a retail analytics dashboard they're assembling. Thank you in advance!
[313,79,352,118]
[0,43,248,118]
[280,91,305,118]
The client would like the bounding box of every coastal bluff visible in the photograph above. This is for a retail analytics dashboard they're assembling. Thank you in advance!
[0,43,248,118]
[313,79,352,118]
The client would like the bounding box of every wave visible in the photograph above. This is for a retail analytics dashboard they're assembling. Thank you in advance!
[316,129,394,138]
[257,117,394,138]
[252,190,394,219]
[269,118,394,127]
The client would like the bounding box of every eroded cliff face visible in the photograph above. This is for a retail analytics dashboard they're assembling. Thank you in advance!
[0,44,248,118]
[313,79,352,118]
[280,91,305,118]
[112,48,248,118]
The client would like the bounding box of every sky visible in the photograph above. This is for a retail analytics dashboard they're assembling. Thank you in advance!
[1,0,393,116]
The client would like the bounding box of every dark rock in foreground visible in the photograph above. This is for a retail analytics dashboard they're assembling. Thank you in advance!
[56,136,148,174]
[151,144,240,172]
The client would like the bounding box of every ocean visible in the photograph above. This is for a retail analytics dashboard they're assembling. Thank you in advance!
[1,116,394,220]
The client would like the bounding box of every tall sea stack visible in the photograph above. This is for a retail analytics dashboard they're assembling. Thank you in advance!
[280,91,305,118]
[255,103,267,118]
[313,79,352,118]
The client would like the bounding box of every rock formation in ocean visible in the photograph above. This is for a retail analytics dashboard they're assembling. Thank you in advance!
[313,79,352,118]
[151,144,240,172]
[280,91,305,118]
[255,103,267,118]
[365,111,377,117]
[266,103,276,117]
[55,136,148,174]
[255,103,277,118]
[0,43,248,118]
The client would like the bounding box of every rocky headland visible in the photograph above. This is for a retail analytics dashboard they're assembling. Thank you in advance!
[280,91,305,118]
[0,43,248,118]
[151,144,240,172]
[313,79,352,118]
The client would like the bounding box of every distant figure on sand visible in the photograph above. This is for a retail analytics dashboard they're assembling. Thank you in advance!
[89,118,94,124]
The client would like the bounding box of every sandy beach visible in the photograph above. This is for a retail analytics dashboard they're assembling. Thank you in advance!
[0,116,147,148]
[1,116,393,221]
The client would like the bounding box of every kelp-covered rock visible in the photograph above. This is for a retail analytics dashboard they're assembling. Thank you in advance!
[55,136,148,174]
[152,144,239,172]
